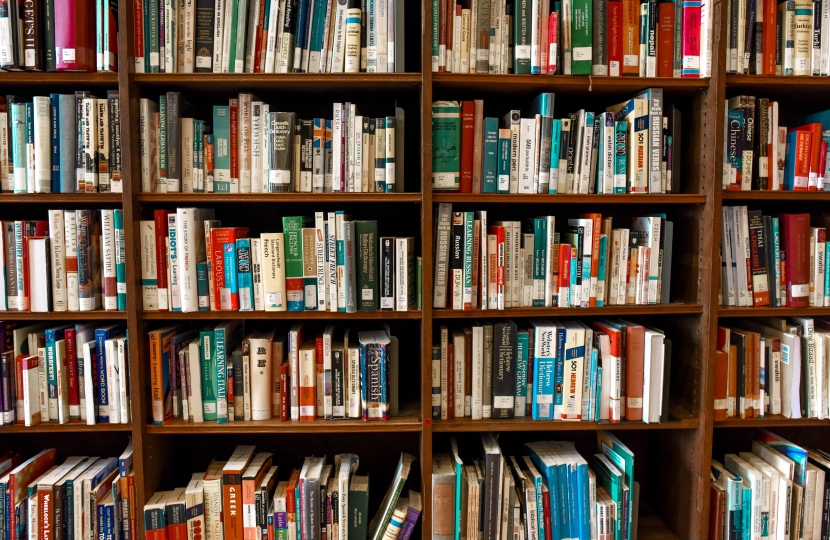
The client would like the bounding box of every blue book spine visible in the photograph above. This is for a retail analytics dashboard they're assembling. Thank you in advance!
[531,328,555,420]
[556,462,571,538]
[553,326,567,419]
[197,261,210,311]
[514,332,528,418]
[235,238,253,311]
[596,235,608,307]
[784,130,798,191]
[741,487,751,540]
[576,461,590,540]
[549,119,562,193]
[223,242,239,304]
[482,118,498,193]
[527,452,554,540]
[45,329,62,412]
[50,94,60,193]
[293,0,310,72]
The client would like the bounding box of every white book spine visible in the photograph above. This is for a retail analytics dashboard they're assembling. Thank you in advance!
[188,341,204,422]
[0,112,8,193]
[472,326,483,420]
[242,345,251,420]
[64,211,80,311]
[213,0,225,71]
[376,0,388,72]
[33,97,51,193]
[239,94,252,192]
[105,339,120,423]
[168,0,177,72]
[315,212,328,311]
[395,237,412,311]
[332,104,342,191]
[518,118,536,193]
[251,103,263,193]
[140,220,159,311]
[480,211,488,310]
[168,213,182,311]
[101,209,118,311]
[177,208,200,312]
[117,338,129,422]
[331,2,348,72]
[37,348,49,422]
[251,238,264,310]
[47,210,67,312]
[260,233,287,312]
[327,212,338,312]
[221,0,234,72]
[181,118,195,192]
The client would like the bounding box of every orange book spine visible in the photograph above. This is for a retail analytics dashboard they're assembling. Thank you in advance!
[624,326,645,422]
[763,0,777,74]
[315,337,324,418]
[279,362,289,421]
[580,213,603,306]
[242,459,272,540]
[223,472,244,540]
[714,351,728,421]
[149,330,164,425]
[621,0,640,75]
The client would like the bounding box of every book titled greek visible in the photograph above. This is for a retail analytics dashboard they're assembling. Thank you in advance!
[432,101,462,190]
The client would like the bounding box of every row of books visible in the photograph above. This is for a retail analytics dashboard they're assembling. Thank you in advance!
[715,317,830,420]
[709,430,830,540]
[723,97,830,191]
[0,210,126,313]
[433,205,674,310]
[0,444,135,540]
[434,319,671,423]
[134,0,406,73]
[1,322,129,427]
[0,0,114,72]
[726,0,830,76]
[719,210,829,308]
[139,95,405,194]
[430,0,713,77]
[432,432,636,540]
[432,90,681,195]
[1,93,123,194]
[150,322,401,425]
[143,447,418,540]
[139,209,420,313]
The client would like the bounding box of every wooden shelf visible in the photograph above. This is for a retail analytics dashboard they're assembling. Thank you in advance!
[133,72,422,92]
[727,74,830,89]
[714,415,830,427]
[722,190,830,200]
[0,193,123,203]
[0,310,127,320]
[146,415,423,434]
[432,193,706,204]
[433,304,703,319]
[432,417,699,432]
[0,72,118,86]
[433,73,709,95]
[142,310,422,320]
[719,306,830,317]
[137,192,422,203]
[0,423,132,433]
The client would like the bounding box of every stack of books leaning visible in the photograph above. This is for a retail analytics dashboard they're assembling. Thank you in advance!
[133,0,406,73]
[432,433,636,540]
[715,318,830,420]
[709,430,830,540]
[150,322,402,424]
[0,93,123,194]
[140,209,419,313]
[434,205,674,310]
[724,99,830,191]
[0,0,115,72]
[142,447,419,540]
[0,210,126,313]
[1,322,129,427]
[720,210,829,308]
[432,91,681,194]
[140,94,404,194]
[726,0,830,75]
[435,319,671,423]
[430,0,714,77]
[0,445,136,540]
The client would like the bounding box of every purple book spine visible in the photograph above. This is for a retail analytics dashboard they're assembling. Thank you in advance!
[397,507,422,540]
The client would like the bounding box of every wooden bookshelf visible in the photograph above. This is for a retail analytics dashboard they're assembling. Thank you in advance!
[721,190,830,200]
[432,193,708,204]
[0,310,128,320]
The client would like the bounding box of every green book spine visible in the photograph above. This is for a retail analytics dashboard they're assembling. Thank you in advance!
[482,117,499,193]
[355,220,379,312]
[571,0,593,74]
[214,326,228,422]
[431,0,439,71]
[497,130,511,193]
[550,119,561,193]
[515,330,528,417]
[348,480,369,540]
[416,256,423,310]
[281,215,307,312]
[114,209,127,310]
[44,0,55,70]
[200,329,217,420]
[431,101,462,190]
[148,0,160,72]
[233,0,248,72]
[514,0,530,73]
[213,106,231,192]
[533,218,546,307]
[228,0,240,72]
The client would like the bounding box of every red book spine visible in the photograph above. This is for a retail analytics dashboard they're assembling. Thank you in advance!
[54,0,96,71]
[14,355,23,423]
[229,99,239,185]
[763,0,777,74]
[714,350,728,421]
[548,11,559,74]
[808,123,822,190]
[279,362,289,421]
[780,250,788,306]
[793,130,813,191]
[681,1,701,78]
[167,521,187,540]
[253,0,266,73]
[446,343,454,419]
[134,0,145,69]
[821,141,828,189]
[542,490,552,540]
[657,2,674,77]
[558,244,571,305]
[439,0,447,72]
[780,213,811,308]
[608,2,623,76]
[211,228,235,310]
[460,101,475,193]
[65,329,80,419]
[315,337,324,417]
[154,210,170,311]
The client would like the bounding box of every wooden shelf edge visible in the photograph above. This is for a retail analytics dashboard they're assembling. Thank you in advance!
[432,193,706,204]
[431,417,699,432]
[142,310,423,320]
[722,190,830,200]
[0,194,123,203]
[433,304,703,318]
[433,73,709,92]
[146,417,423,434]
[137,193,422,203]
[0,72,118,85]
[719,306,830,316]
[133,72,422,87]
[0,311,127,320]
[0,423,132,433]
[714,415,830,427]
[727,74,830,87]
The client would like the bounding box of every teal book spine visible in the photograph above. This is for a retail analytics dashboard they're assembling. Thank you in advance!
[11,104,26,194]
[497,130,511,193]
[596,234,608,307]
[148,0,160,72]
[214,326,228,422]
[595,365,602,420]
[533,218,546,307]
[236,238,254,311]
[741,487,751,540]
[282,215,307,312]
[515,330,528,417]
[482,118,499,193]
[431,102,462,190]
[614,121,628,193]
[588,348,598,420]
[213,106,232,192]
[201,330,217,420]
[549,119,562,193]
[571,0,593,74]
[309,0,327,64]
[233,0,248,72]
[114,209,127,310]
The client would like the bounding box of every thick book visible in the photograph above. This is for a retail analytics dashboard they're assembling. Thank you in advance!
[779,213,810,308]
[491,319,517,419]
[355,220,378,311]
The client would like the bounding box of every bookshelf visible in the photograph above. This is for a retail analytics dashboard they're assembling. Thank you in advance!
[8,0,828,535]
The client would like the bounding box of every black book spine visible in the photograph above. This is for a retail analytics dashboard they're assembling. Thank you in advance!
[270,111,296,192]
[492,319,517,419]
[742,98,755,189]
[380,236,394,310]
[75,91,90,191]
[451,212,464,309]
[194,0,215,72]
[108,91,121,189]
[332,348,344,418]
[43,0,54,70]
[301,119,313,187]
[355,220,378,311]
